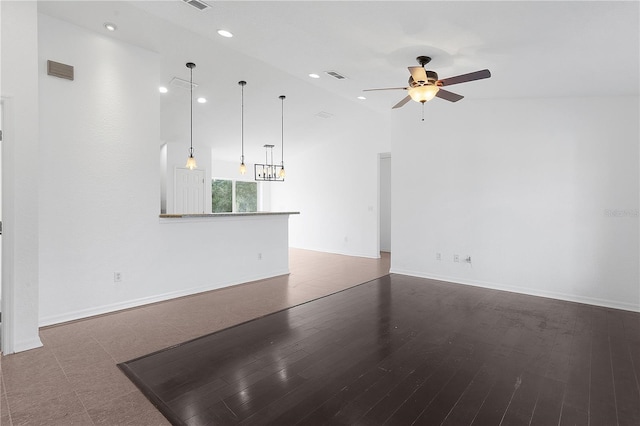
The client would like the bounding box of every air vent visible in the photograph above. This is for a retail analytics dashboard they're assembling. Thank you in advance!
[182,0,211,11]
[325,70,347,80]
[169,77,198,90]
[47,60,74,81]
[315,111,334,119]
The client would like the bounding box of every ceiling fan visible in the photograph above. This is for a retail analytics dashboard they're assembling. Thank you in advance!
[364,56,491,109]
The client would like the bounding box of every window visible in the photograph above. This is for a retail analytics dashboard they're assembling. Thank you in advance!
[212,179,233,213]
[235,181,257,212]
[212,179,258,213]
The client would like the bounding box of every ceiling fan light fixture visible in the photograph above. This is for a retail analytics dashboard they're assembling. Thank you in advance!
[409,85,439,103]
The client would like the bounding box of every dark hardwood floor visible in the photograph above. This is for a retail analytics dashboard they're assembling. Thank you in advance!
[119,274,640,425]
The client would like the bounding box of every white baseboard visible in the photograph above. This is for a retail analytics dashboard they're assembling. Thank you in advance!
[390,268,640,313]
[13,337,44,354]
[38,269,290,327]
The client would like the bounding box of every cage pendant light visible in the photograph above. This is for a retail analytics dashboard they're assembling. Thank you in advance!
[185,62,197,170]
[254,95,286,182]
[239,81,247,174]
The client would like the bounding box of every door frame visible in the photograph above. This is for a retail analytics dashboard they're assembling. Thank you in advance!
[378,152,391,254]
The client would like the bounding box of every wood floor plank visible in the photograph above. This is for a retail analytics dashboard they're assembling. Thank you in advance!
[529,376,565,426]
[440,364,497,426]
[499,371,543,426]
[344,348,450,425]
[411,356,485,425]
[117,274,640,426]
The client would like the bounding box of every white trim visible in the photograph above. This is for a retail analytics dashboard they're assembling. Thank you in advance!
[390,268,640,313]
[0,97,12,354]
[13,337,43,353]
[39,269,290,327]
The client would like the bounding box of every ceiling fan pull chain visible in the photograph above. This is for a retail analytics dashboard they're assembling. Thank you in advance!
[421,102,425,122]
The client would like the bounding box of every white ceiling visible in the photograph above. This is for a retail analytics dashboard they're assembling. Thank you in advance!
[38,0,639,162]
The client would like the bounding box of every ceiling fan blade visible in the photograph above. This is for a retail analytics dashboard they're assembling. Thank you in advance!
[408,66,427,83]
[363,87,408,92]
[435,89,464,102]
[392,95,412,109]
[438,69,491,86]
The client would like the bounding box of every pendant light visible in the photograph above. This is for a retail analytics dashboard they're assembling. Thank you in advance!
[185,62,197,170]
[238,80,247,174]
[254,95,287,182]
[278,95,286,179]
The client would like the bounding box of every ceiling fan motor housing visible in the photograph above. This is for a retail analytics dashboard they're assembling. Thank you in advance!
[409,70,439,87]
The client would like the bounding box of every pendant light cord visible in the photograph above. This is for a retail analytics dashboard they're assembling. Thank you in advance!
[189,64,194,155]
[279,95,285,165]
[238,81,247,171]
[241,82,244,162]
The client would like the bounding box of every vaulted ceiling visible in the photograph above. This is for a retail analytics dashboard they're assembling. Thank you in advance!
[38,1,639,161]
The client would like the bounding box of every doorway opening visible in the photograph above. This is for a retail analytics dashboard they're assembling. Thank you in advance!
[379,153,391,254]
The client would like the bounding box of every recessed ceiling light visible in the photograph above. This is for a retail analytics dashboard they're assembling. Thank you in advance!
[159,86,168,94]
[104,22,117,31]
[217,29,233,38]
[357,96,366,100]
[197,97,207,104]
[308,73,320,79]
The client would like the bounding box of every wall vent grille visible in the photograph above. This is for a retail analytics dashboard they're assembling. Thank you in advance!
[47,60,74,80]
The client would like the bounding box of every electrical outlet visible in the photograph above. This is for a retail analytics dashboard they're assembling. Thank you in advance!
[258,253,262,260]
[453,254,460,263]
[114,272,122,282]
[436,252,442,261]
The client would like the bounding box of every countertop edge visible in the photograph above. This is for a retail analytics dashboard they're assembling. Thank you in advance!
[159,212,300,218]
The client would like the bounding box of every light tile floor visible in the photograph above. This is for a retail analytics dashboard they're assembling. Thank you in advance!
[0,249,390,425]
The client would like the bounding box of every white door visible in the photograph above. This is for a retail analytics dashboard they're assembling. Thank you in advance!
[175,168,205,214]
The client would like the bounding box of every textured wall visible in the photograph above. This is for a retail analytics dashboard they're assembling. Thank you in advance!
[391,96,639,311]
[37,15,290,326]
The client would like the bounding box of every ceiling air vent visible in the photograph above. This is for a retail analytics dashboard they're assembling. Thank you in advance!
[182,0,211,11]
[315,111,334,119]
[169,77,198,90]
[325,70,347,80]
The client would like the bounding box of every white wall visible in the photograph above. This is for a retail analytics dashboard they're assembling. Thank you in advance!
[1,1,43,353]
[391,96,639,312]
[36,15,290,326]
[270,109,391,259]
